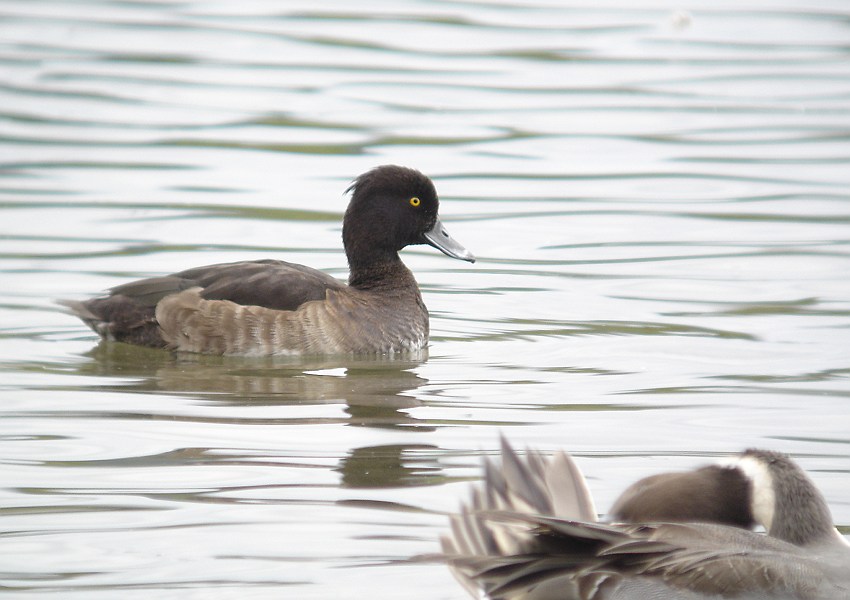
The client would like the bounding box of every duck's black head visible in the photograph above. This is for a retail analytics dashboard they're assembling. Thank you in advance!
[342,165,474,272]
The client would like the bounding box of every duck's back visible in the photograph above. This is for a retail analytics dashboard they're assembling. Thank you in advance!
[62,259,346,349]
[170,260,346,310]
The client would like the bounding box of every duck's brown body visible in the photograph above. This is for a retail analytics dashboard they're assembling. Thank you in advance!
[61,166,473,356]
[159,262,427,355]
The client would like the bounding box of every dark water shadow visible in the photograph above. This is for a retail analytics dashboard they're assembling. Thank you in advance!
[337,444,446,489]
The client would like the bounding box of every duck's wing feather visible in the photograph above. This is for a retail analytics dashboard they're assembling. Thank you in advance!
[442,439,599,598]
[112,259,344,311]
[60,259,345,347]
[495,436,597,523]
[444,438,597,556]
[451,514,825,599]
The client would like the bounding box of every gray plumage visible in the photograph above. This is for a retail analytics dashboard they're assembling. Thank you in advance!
[442,439,850,600]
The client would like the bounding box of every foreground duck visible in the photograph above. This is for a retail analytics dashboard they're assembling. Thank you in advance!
[61,165,474,356]
[443,438,849,599]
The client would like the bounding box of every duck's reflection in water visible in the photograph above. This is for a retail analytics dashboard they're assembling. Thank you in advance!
[338,444,446,489]
[75,341,431,430]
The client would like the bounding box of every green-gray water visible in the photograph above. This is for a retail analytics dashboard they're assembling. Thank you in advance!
[1,2,849,598]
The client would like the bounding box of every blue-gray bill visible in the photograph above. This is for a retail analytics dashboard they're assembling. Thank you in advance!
[423,217,475,263]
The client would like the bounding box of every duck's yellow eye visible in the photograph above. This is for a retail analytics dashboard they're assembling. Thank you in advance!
[409,196,421,207]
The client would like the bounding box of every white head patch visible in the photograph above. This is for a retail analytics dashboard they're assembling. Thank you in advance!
[723,454,775,533]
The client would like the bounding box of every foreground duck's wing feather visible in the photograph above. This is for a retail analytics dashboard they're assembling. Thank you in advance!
[453,513,827,599]
[442,439,599,597]
[495,437,597,523]
[445,511,629,600]
[444,439,597,555]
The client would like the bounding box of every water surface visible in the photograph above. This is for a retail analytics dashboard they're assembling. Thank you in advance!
[1,1,849,598]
